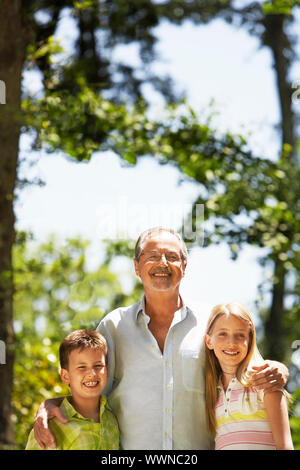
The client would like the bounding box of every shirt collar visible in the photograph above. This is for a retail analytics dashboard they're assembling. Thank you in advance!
[135,295,188,323]
[61,395,110,421]
[217,376,238,392]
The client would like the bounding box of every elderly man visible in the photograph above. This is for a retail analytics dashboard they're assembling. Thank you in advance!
[33,227,289,450]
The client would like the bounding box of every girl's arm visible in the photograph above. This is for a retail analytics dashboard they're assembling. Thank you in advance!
[264,390,294,450]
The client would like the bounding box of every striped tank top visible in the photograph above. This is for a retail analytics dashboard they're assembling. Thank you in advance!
[215,377,276,450]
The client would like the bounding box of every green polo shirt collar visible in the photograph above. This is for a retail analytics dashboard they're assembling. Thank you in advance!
[62,395,109,421]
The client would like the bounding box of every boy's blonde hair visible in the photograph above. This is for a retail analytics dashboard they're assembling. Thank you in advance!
[59,329,107,370]
[205,302,264,436]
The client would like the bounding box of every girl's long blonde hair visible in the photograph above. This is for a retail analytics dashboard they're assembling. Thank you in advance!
[205,302,264,437]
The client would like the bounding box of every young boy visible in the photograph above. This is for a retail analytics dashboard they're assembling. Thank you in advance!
[26,330,119,450]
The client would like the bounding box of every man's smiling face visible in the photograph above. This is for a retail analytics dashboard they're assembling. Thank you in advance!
[134,231,186,293]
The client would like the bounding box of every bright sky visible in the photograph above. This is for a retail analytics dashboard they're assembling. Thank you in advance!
[16,11,300,334]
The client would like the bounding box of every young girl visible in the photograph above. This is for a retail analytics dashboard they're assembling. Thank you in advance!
[204,302,294,450]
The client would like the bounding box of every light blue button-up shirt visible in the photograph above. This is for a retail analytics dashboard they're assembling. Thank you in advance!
[97,298,213,450]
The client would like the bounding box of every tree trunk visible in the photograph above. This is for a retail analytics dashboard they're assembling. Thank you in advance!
[263,14,295,156]
[262,14,295,361]
[265,257,287,361]
[0,0,26,447]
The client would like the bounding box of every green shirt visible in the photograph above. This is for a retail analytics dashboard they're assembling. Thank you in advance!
[26,396,119,450]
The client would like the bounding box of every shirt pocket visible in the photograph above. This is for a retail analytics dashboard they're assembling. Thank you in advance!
[181,349,205,393]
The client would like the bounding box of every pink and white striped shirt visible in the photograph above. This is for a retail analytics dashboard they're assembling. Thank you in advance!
[215,377,276,450]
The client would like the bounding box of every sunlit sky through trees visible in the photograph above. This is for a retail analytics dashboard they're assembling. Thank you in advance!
[16,9,300,352]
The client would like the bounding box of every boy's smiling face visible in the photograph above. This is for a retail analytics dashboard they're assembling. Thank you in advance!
[60,347,108,403]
